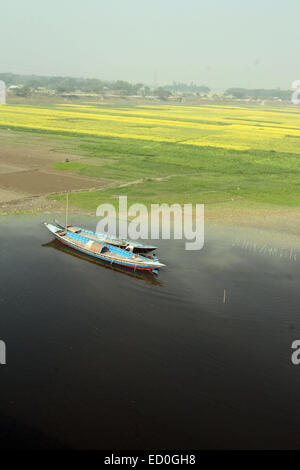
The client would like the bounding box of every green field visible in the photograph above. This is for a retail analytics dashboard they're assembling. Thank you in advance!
[1,101,300,217]
[48,132,300,213]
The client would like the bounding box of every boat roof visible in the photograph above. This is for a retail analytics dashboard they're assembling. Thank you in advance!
[55,220,157,250]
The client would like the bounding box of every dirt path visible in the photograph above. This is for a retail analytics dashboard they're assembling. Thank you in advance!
[0,135,114,208]
[0,170,112,196]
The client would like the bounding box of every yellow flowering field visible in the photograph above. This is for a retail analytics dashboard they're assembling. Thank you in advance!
[1,102,300,153]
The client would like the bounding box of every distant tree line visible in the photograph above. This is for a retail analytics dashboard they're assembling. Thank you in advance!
[0,73,151,96]
[225,88,291,100]
[0,73,292,101]
[162,81,210,94]
[0,73,211,100]
[0,73,114,94]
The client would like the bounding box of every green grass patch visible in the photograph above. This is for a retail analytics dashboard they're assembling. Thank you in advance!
[2,123,299,213]
[49,133,300,212]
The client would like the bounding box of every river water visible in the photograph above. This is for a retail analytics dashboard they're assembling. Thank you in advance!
[0,215,300,449]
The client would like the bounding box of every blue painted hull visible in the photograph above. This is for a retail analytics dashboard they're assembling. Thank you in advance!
[55,235,161,272]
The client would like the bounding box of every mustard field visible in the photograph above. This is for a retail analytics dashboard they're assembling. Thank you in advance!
[1,103,300,154]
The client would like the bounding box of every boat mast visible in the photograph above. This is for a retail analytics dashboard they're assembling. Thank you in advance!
[65,193,69,229]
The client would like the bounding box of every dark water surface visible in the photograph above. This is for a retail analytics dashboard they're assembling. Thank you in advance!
[1,215,300,449]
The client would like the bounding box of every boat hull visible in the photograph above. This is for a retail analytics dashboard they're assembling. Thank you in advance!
[54,234,160,272]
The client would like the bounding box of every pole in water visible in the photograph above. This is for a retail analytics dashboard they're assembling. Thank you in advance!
[65,193,69,229]
[223,289,226,304]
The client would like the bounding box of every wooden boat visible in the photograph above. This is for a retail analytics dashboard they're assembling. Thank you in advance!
[44,223,166,272]
[55,220,157,254]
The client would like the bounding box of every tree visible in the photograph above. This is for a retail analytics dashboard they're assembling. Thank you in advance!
[198,86,210,94]
[15,85,31,97]
[113,80,133,95]
[154,87,172,101]
[56,84,76,94]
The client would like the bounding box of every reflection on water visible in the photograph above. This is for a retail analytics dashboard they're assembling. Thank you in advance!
[1,215,300,449]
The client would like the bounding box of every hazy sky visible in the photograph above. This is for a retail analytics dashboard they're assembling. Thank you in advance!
[1,0,299,89]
